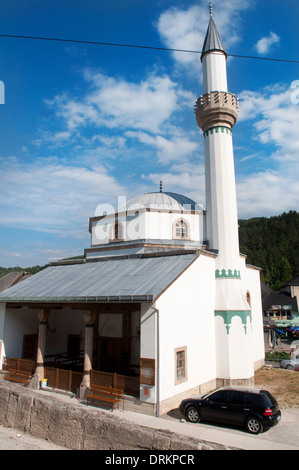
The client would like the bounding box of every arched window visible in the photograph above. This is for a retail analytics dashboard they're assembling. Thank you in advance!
[174,219,189,239]
[111,222,124,241]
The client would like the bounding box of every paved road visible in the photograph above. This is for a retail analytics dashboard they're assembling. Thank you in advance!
[161,407,299,450]
[0,424,67,450]
[1,387,298,450]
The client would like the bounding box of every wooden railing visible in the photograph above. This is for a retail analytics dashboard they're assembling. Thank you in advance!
[2,357,139,397]
[44,367,83,394]
[2,357,36,374]
[91,369,139,397]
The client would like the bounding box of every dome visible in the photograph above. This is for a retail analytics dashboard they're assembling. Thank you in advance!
[120,192,204,212]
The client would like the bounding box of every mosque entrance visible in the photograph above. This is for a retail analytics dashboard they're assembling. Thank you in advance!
[94,306,140,378]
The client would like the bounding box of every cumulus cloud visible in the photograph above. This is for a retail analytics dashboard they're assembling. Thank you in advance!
[47,70,194,135]
[155,0,254,70]
[0,156,125,235]
[235,82,299,217]
[125,130,199,164]
[255,32,280,55]
[238,83,299,155]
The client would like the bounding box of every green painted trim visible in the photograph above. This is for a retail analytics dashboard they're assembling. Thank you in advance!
[204,126,232,137]
[215,269,241,279]
[215,310,252,334]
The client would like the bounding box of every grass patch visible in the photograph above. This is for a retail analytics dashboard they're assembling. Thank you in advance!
[255,367,299,408]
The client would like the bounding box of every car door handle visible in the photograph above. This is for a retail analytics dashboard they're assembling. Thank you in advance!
[244,408,250,411]
[221,406,227,409]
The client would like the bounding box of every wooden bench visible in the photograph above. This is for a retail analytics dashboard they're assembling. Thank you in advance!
[4,369,32,385]
[85,384,123,407]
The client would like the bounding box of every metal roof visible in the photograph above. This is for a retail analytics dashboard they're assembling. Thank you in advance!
[201,17,226,61]
[0,253,199,304]
[119,192,204,213]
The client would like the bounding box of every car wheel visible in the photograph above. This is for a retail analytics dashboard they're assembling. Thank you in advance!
[186,406,201,423]
[287,364,294,370]
[246,417,263,434]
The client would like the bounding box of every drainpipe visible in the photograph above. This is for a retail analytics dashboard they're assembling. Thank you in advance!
[150,307,160,417]
[156,307,160,417]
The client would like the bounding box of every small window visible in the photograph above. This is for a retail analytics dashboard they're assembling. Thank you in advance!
[175,346,187,384]
[111,222,124,241]
[246,291,251,307]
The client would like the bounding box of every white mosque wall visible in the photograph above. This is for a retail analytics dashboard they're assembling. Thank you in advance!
[155,254,217,406]
[243,264,265,369]
[91,209,206,246]
[0,306,38,358]
[0,306,86,360]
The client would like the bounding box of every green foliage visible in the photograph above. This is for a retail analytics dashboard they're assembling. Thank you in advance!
[0,264,49,279]
[239,210,299,290]
[265,351,290,361]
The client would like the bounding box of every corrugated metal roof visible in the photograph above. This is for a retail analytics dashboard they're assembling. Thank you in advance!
[0,253,198,303]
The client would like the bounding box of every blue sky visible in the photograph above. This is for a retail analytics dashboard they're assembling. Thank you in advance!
[0,0,298,267]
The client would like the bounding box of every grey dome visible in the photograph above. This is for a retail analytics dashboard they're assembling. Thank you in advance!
[121,192,204,212]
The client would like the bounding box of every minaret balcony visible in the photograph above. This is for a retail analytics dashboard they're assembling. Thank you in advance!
[194,91,239,133]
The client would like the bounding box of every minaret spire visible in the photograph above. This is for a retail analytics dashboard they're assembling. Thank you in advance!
[209,2,213,17]
[195,8,254,386]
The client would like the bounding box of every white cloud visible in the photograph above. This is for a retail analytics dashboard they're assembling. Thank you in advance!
[0,156,125,235]
[255,32,280,55]
[238,83,299,156]
[125,130,199,164]
[48,71,194,135]
[235,82,299,217]
[156,0,254,70]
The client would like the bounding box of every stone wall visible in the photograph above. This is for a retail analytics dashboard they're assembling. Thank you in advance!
[0,382,232,450]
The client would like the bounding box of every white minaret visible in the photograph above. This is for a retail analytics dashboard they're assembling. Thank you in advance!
[195,4,254,386]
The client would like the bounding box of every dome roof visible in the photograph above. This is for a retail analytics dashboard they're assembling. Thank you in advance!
[120,192,204,212]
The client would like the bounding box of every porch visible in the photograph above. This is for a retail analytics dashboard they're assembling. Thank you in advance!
[0,301,143,401]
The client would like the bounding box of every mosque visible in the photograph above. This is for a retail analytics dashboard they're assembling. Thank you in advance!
[0,8,264,416]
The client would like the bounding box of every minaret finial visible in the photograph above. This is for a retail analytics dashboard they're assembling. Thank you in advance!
[160,180,163,193]
[209,2,213,17]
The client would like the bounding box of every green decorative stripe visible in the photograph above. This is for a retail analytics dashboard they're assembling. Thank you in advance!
[204,126,232,137]
[215,310,252,334]
[215,269,241,279]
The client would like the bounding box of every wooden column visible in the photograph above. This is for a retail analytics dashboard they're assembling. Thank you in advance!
[32,308,50,388]
[80,310,97,397]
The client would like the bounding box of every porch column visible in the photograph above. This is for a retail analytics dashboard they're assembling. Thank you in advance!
[32,308,50,388]
[80,310,97,398]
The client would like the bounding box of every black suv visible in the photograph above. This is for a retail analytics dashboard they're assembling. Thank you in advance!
[179,386,281,434]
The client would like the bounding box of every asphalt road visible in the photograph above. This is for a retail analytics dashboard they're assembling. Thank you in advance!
[162,406,299,450]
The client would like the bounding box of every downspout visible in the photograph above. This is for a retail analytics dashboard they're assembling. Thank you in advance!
[156,307,160,417]
[151,306,160,417]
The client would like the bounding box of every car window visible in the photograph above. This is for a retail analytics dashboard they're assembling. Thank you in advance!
[208,390,230,404]
[230,391,245,406]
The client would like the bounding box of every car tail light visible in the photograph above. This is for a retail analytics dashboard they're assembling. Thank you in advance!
[263,408,273,416]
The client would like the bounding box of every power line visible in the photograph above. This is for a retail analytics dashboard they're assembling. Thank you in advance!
[0,33,298,64]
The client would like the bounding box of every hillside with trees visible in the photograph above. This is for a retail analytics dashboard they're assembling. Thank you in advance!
[238,210,299,290]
